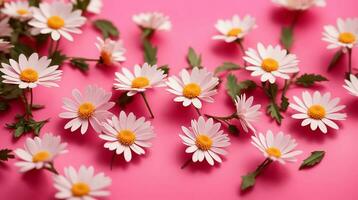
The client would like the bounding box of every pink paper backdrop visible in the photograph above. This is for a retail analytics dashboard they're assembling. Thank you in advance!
[1,0,358,199]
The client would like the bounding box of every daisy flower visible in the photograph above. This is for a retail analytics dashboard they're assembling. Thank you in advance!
[0,39,12,53]
[243,43,299,83]
[179,116,230,166]
[95,37,126,66]
[0,53,62,89]
[0,17,13,37]
[99,111,155,162]
[251,130,302,163]
[235,94,261,133]
[166,67,219,109]
[59,85,115,134]
[53,165,111,199]
[343,74,358,96]
[114,63,166,96]
[14,133,68,173]
[290,91,346,133]
[2,1,33,21]
[132,12,171,31]
[29,1,86,41]
[272,0,326,10]
[322,18,358,50]
[212,15,257,43]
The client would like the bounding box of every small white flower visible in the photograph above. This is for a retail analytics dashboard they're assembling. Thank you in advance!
[59,85,115,134]
[166,68,219,109]
[132,12,171,31]
[322,18,358,49]
[113,63,167,96]
[2,1,33,21]
[99,111,155,162]
[29,1,86,41]
[251,130,302,164]
[0,39,12,53]
[235,94,261,133]
[0,17,13,37]
[71,0,102,14]
[290,91,346,133]
[212,15,257,43]
[0,53,62,89]
[53,165,111,199]
[343,74,358,96]
[243,43,299,83]
[95,37,126,66]
[272,0,326,10]
[179,116,230,166]
[14,133,68,173]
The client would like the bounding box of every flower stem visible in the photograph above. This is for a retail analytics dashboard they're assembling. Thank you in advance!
[252,158,273,177]
[48,39,53,56]
[348,48,353,74]
[140,92,154,118]
[195,108,202,116]
[236,40,247,66]
[45,162,59,175]
[205,112,238,121]
[181,157,192,169]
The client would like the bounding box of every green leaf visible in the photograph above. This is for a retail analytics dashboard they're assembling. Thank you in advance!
[267,102,283,124]
[143,39,157,65]
[32,104,45,110]
[93,19,119,39]
[70,58,89,72]
[29,0,41,7]
[73,0,90,11]
[328,49,343,71]
[0,149,15,162]
[295,73,328,87]
[6,115,48,138]
[116,93,133,108]
[226,74,240,100]
[280,95,289,111]
[241,172,256,191]
[299,151,325,170]
[214,62,241,75]
[158,65,170,75]
[228,124,239,135]
[10,43,34,59]
[0,101,9,111]
[280,26,293,50]
[187,47,202,69]
[226,74,256,100]
[50,50,67,66]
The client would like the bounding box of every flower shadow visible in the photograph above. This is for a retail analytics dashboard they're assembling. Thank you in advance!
[211,41,241,59]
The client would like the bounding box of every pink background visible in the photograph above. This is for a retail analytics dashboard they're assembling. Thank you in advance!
[1,0,358,199]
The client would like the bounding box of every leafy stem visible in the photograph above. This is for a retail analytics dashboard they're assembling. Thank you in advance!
[68,57,99,62]
[241,158,273,191]
[45,162,59,175]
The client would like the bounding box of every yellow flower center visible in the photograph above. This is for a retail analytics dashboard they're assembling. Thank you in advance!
[338,32,356,44]
[16,9,28,15]
[261,58,279,72]
[71,182,90,197]
[117,129,136,146]
[182,83,201,99]
[266,147,281,158]
[20,68,39,83]
[100,51,112,65]
[77,102,95,119]
[131,77,150,88]
[307,104,326,120]
[227,28,242,37]
[195,134,213,151]
[47,15,65,29]
[32,151,51,162]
